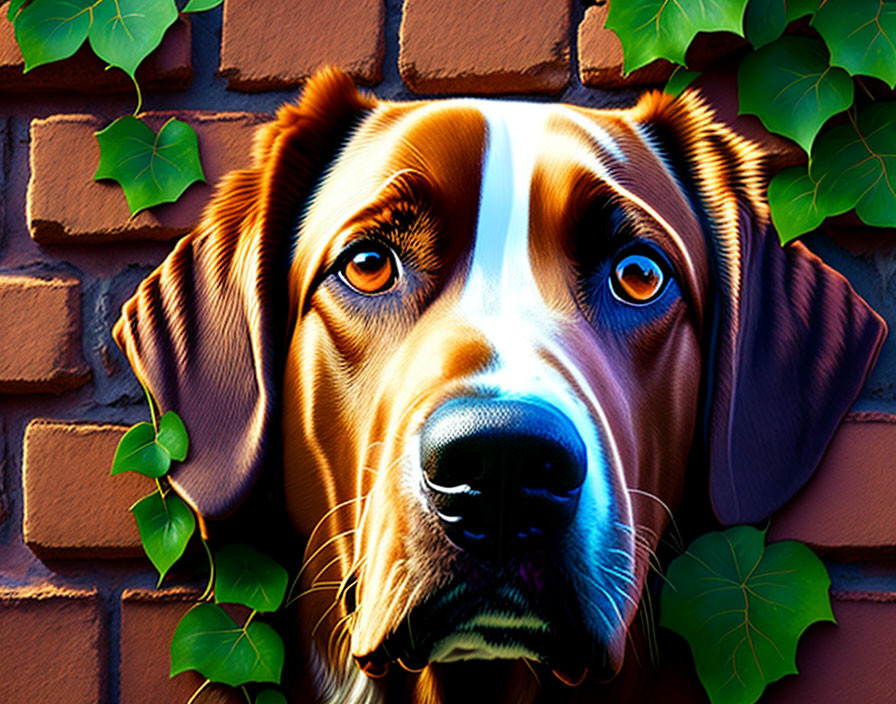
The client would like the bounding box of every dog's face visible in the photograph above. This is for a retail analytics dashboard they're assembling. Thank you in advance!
[114,70,885,702]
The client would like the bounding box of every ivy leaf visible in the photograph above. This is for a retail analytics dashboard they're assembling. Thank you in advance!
[170,603,284,686]
[744,0,819,48]
[88,0,177,79]
[13,0,93,71]
[813,0,896,88]
[94,116,206,216]
[156,411,188,461]
[665,67,700,97]
[661,526,834,704]
[110,421,171,478]
[738,36,853,153]
[183,0,223,11]
[605,0,749,73]
[256,691,288,704]
[215,544,288,613]
[811,102,896,227]
[131,490,196,586]
[767,165,827,243]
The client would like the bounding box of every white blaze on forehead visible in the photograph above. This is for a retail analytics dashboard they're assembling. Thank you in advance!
[459,100,548,319]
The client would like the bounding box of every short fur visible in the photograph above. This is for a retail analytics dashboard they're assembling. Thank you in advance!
[114,69,886,703]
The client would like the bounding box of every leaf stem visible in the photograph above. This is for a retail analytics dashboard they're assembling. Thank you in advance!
[154,477,165,498]
[199,537,215,601]
[244,610,257,629]
[241,685,252,704]
[185,679,211,704]
[131,73,143,116]
[142,384,158,434]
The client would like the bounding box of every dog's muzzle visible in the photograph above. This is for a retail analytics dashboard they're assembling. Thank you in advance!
[420,396,587,561]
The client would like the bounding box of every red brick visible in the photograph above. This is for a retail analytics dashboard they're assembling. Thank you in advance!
[219,0,384,91]
[121,589,243,704]
[0,16,191,93]
[0,275,89,394]
[578,4,673,89]
[764,592,896,702]
[27,111,270,243]
[769,414,896,553]
[400,0,570,94]
[0,585,105,704]
[23,421,147,558]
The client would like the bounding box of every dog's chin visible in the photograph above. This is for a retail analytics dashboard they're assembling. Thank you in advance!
[354,550,616,686]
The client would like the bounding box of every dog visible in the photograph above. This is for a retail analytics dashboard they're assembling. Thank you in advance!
[113,68,886,703]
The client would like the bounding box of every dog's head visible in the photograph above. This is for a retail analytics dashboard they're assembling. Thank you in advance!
[114,69,885,701]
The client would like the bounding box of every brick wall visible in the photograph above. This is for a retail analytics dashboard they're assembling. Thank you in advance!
[1,2,895,703]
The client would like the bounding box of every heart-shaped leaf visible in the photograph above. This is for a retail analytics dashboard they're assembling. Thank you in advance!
[738,36,853,153]
[661,526,834,704]
[131,490,196,586]
[13,0,93,71]
[94,116,205,216]
[215,544,288,613]
[156,411,188,461]
[811,102,896,227]
[171,603,284,686]
[256,691,288,704]
[183,0,222,11]
[88,0,177,79]
[111,421,171,478]
[767,165,827,243]
[813,0,896,88]
[605,0,749,73]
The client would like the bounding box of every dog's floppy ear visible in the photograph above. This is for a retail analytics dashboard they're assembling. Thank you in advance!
[113,68,376,519]
[631,92,887,525]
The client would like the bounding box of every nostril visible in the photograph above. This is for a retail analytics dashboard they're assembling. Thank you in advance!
[419,396,588,558]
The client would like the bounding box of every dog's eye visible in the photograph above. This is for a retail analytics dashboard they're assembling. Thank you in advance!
[339,242,398,294]
[609,252,667,305]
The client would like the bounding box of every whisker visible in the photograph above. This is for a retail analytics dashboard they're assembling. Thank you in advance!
[627,488,683,549]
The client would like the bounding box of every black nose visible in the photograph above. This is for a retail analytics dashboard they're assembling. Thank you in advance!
[419,397,587,560]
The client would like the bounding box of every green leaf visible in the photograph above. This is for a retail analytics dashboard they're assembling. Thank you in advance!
[156,411,188,461]
[215,544,288,613]
[13,0,93,71]
[94,116,206,216]
[744,0,819,48]
[131,490,196,586]
[111,421,171,478]
[605,0,749,73]
[8,0,27,22]
[88,0,177,79]
[811,102,896,227]
[661,526,834,704]
[183,0,222,11]
[256,691,288,704]
[170,603,284,686]
[664,67,700,97]
[738,36,853,153]
[767,165,827,243]
[813,0,896,88]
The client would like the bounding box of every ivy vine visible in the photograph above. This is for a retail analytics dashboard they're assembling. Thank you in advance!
[607,0,896,242]
[111,391,289,704]
[6,0,222,215]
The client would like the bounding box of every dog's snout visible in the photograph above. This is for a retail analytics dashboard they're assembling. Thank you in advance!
[420,397,586,560]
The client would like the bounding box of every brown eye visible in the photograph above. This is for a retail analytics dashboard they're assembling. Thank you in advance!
[610,252,666,304]
[340,243,398,294]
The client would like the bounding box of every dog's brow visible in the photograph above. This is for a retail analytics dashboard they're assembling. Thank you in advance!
[337,168,433,234]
